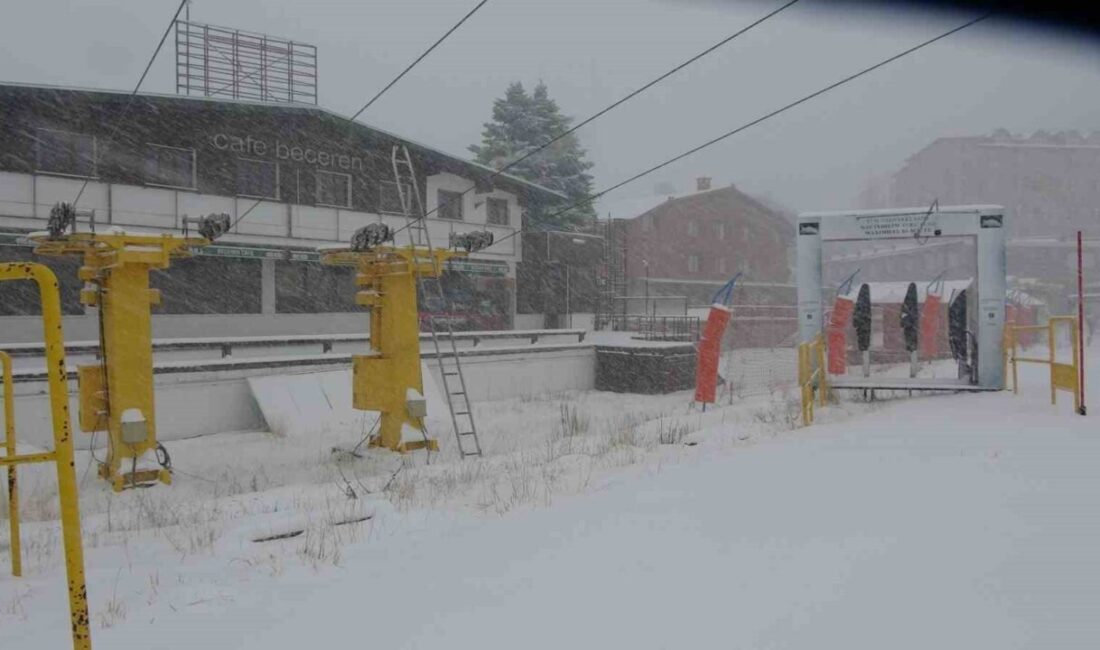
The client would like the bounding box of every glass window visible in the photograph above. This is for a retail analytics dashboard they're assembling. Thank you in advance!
[316,170,351,208]
[438,189,464,221]
[716,222,726,239]
[145,144,195,188]
[275,261,357,313]
[717,258,727,274]
[688,255,700,273]
[379,180,411,214]
[487,197,510,225]
[36,128,96,177]
[687,221,698,236]
[641,215,654,232]
[151,257,262,314]
[237,158,278,199]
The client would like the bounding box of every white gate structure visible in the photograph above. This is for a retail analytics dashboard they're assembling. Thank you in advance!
[796,205,1007,391]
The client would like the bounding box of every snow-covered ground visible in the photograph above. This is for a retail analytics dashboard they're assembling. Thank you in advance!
[2,345,1097,648]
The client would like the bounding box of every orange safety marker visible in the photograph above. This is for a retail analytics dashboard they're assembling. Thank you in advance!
[694,304,732,404]
[919,276,945,360]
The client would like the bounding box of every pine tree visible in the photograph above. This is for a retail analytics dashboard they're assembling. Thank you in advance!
[470,81,595,231]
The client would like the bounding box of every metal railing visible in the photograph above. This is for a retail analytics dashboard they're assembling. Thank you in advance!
[2,328,588,360]
[605,314,701,341]
[1004,315,1082,413]
[798,333,828,426]
[0,263,91,650]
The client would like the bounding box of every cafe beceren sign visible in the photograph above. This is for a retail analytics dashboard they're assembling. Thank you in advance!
[211,133,365,172]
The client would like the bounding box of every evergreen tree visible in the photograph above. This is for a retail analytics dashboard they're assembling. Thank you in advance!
[470,81,595,231]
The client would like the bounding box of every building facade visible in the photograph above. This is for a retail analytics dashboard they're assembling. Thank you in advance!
[0,82,563,341]
[846,130,1100,301]
[612,178,795,307]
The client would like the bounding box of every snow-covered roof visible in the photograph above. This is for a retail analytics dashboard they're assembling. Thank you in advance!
[0,80,567,201]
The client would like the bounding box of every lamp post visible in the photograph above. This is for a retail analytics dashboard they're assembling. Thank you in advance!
[643,259,650,317]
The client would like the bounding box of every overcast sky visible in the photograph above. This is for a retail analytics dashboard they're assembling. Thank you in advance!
[2,0,1099,216]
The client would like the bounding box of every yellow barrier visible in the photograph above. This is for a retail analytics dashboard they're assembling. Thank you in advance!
[1005,315,1081,412]
[798,334,828,426]
[0,263,92,650]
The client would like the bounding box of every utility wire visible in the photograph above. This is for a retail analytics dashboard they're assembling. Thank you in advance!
[480,11,993,253]
[71,0,189,207]
[351,0,490,121]
[388,0,801,241]
[229,0,490,232]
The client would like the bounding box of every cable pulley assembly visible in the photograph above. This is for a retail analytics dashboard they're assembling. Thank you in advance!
[47,202,77,239]
[449,230,494,253]
[350,223,394,252]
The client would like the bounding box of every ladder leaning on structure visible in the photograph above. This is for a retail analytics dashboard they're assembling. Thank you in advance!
[391,145,483,458]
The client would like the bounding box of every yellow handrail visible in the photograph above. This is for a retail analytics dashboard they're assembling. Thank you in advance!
[0,263,92,650]
[1005,315,1081,412]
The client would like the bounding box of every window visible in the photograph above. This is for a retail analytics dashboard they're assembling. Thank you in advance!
[379,181,411,214]
[687,220,698,236]
[438,189,464,221]
[742,225,750,241]
[151,257,262,314]
[641,215,653,232]
[145,144,195,188]
[486,197,510,226]
[716,222,726,239]
[36,128,96,177]
[237,158,278,199]
[717,258,727,274]
[316,170,351,208]
[688,255,700,273]
[275,261,358,313]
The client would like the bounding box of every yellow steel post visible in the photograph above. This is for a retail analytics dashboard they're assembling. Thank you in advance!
[1,351,19,577]
[32,231,204,490]
[0,263,91,650]
[1048,320,1057,405]
[322,246,464,452]
[816,335,828,407]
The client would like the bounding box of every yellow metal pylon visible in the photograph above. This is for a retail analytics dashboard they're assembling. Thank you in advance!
[321,244,465,452]
[31,225,209,491]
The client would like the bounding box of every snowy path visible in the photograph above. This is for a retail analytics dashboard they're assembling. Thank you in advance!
[104,372,1098,648]
[4,352,1098,648]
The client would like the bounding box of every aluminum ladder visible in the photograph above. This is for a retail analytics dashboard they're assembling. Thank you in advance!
[391,145,483,459]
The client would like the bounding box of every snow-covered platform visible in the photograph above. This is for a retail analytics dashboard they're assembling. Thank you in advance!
[829,376,1000,392]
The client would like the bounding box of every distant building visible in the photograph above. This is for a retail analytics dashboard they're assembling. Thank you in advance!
[891,129,1100,238]
[0,82,563,341]
[838,130,1100,295]
[609,178,794,307]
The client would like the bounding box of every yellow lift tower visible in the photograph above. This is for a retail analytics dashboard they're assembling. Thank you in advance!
[319,224,493,453]
[30,203,229,491]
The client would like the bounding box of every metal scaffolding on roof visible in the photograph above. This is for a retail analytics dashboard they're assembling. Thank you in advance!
[174,19,318,105]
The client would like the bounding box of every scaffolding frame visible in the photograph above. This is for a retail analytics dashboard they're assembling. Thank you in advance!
[175,19,318,104]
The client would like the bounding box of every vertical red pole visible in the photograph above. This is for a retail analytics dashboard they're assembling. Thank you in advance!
[1078,230,1087,415]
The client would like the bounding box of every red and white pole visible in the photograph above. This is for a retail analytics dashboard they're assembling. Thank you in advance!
[1078,230,1087,416]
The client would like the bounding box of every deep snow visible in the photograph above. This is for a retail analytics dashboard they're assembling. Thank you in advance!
[1,344,1097,649]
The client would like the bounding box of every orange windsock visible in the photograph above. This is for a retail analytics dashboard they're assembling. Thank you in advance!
[826,295,855,374]
[694,305,732,404]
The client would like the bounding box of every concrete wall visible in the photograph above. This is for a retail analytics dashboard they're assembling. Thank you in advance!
[1,311,370,344]
[10,345,596,449]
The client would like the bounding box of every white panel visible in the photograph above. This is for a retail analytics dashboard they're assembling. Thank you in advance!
[337,210,372,242]
[796,217,823,344]
[178,192,235,223]
[36,175,108,219]
[235,198,285,237]
[292,205,339,241]
[111,185,176,229]
[0,172,34,218]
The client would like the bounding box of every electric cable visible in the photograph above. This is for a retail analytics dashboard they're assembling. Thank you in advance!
[477,11,993,253]
[228,0,491,233]
[71,0,190,207]
[388,0,802,240]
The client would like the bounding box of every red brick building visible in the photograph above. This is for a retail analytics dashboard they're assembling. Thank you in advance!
[613,178,794,306]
